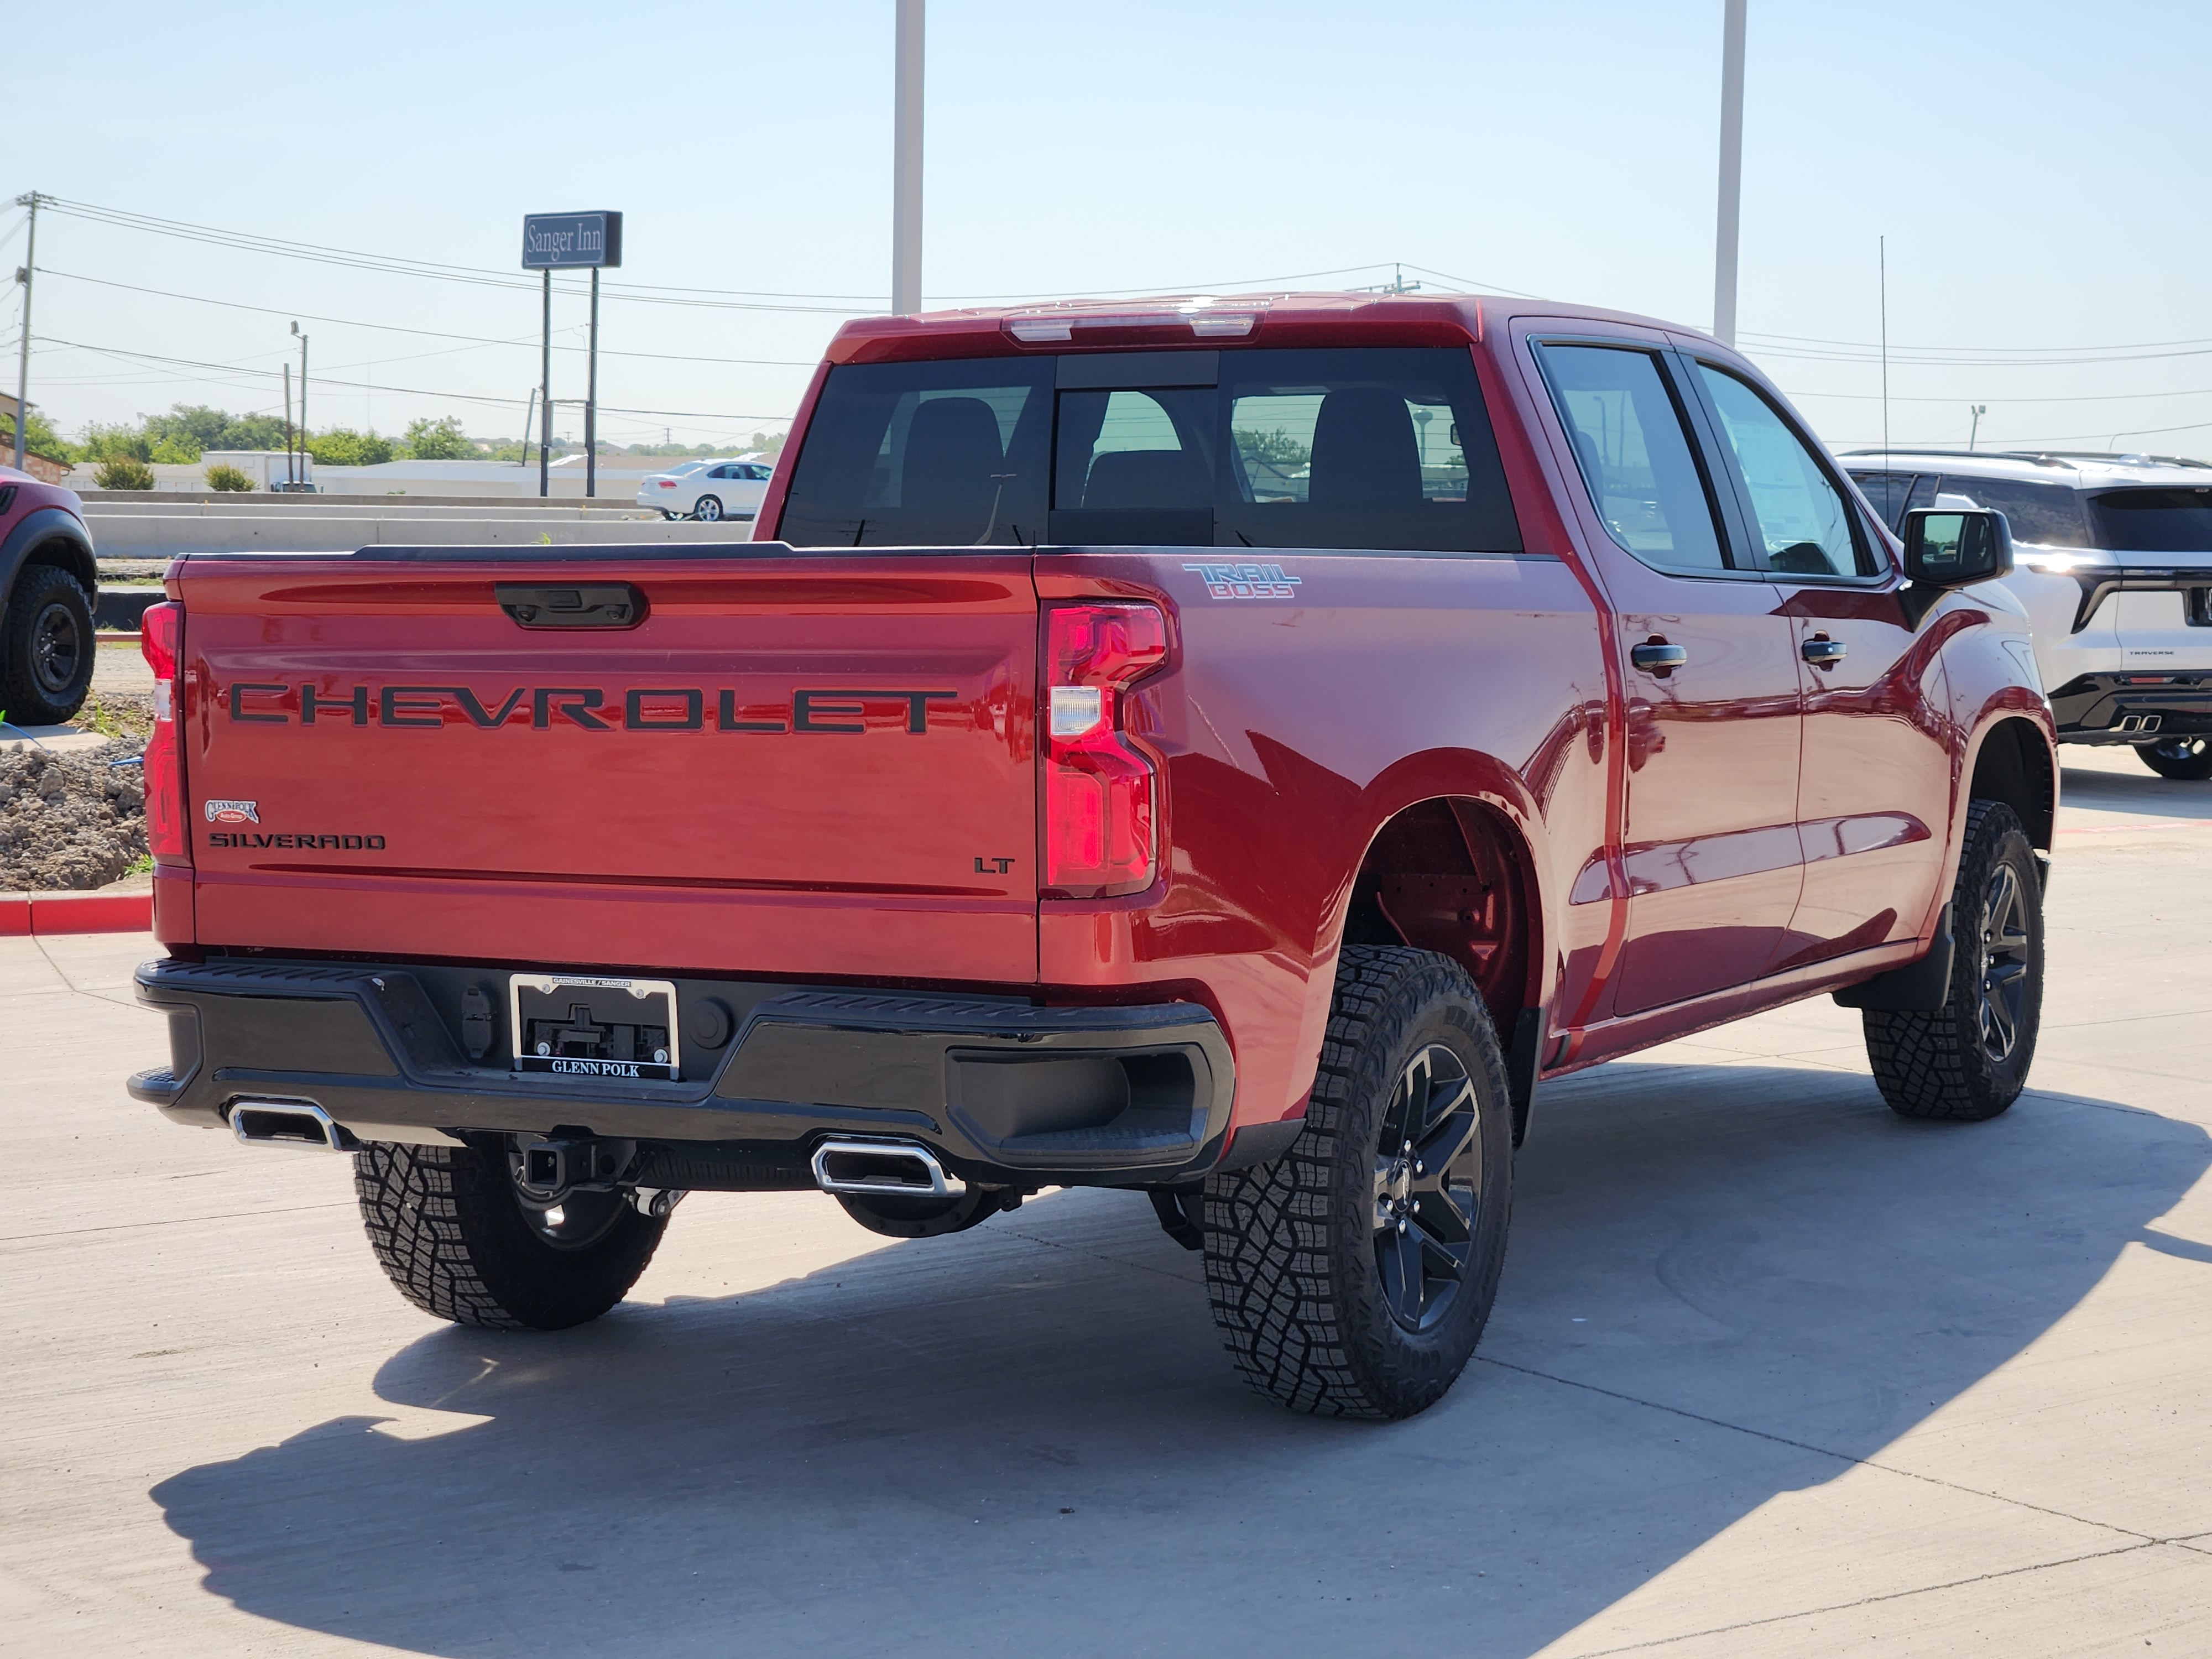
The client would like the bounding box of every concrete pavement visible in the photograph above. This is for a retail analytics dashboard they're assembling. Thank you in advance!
[2,753,2209,1656]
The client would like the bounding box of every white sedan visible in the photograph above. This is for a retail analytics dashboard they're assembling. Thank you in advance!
[635,459,773,521]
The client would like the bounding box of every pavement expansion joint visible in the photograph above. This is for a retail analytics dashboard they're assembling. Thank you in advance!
[1557,1540,2171,1658]
[0,1201,355,1248]
[1475,1355,2159,1546]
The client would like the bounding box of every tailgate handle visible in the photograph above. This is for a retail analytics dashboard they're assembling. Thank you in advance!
[495,582,647,629]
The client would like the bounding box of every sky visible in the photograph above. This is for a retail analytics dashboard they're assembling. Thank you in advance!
[7,0,2209,458]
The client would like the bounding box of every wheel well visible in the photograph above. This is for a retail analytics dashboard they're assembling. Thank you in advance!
[1342,798,1537,1028]
[1969,718,2055,849]
[17,534,98,600]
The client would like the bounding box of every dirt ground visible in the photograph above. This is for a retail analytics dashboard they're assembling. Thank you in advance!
[1,676,153,892]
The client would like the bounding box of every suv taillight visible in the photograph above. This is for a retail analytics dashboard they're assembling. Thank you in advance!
[1043,603,1168,898]
[140,602,189,862]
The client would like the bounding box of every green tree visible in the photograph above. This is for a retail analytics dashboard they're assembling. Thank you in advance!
[1235,427,1310,468]
[307,428,394,466]
[80,422,153,463]
[0,408,77,462]
[401,416,476,460]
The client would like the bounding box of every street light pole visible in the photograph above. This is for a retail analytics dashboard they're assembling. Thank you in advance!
[291,321,308,489]
[12,192,43,472]
[1712,0,1747,346]
[586,266,599,499]
[539,268,552,498]
[892,0,924,315]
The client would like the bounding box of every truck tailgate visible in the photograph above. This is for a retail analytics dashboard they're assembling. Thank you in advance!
[176,551,1039,982]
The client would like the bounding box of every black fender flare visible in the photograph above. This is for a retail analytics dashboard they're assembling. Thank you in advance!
[0,507,98,625]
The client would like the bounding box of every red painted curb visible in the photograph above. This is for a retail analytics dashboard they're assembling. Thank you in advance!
[1,891,154,936]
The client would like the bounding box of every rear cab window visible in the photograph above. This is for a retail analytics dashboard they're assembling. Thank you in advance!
[776,347,1522,552]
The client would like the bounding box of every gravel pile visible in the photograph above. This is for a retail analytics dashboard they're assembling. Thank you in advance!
[0,740,149,891]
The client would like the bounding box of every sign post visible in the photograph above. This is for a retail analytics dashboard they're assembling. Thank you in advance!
[520,211,623,498]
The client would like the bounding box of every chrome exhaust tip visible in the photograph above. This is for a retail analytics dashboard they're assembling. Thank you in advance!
[229,1099,357,1152]
[811,1138,959,1197]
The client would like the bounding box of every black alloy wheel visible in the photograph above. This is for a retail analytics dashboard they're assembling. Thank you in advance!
[692,494,724,521]
[29,593,84,700]
[1975,859,2033,1066]
[2137,736,2212,781]
[1372,1044,1481,1333]
[521,1183,631,1250]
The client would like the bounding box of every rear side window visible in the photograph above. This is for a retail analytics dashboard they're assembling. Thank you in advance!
[777,347,1520,552]
[2080,487,2212,552]
[1535,343,1729,572]
[1938,477,2090,547]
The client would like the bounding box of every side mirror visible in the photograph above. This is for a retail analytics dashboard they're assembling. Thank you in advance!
[1901,507,2012,587]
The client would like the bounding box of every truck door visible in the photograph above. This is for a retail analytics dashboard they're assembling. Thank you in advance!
[1531,337,1805,1016]
[1679,356,1951,969]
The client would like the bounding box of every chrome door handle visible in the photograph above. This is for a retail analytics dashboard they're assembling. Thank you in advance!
[1630,641,1688,673]
[1802,636,1848,666]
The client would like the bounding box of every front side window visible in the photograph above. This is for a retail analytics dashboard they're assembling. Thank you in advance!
[1536,343,1728,572]
[1696,366,1871,577]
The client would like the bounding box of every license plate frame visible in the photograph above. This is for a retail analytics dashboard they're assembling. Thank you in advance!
[509,973,682,1083]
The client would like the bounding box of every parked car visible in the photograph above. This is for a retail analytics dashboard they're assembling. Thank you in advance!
[1846,450,2212,779]
[130,293,2052,1420]
[0,464,98,726]
[634,458,772,521]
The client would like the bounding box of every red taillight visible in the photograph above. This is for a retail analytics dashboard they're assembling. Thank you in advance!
[1043,603,1168,898]
[139,602,189,862]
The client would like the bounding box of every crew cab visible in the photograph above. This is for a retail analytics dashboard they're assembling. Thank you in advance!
[129,294,2055,1419]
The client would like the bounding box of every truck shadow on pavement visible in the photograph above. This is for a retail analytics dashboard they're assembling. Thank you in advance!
[153,1057,2209,1658]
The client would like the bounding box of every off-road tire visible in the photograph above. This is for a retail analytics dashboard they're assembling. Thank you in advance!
[1,565,96,727]
[1863,800,2043,1121]
[2137,737,2212,781]
[1202,945,1514,1419]
[354,1141,666,1330]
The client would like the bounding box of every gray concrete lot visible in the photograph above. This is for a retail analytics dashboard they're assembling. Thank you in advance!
[3,750,2210,1657]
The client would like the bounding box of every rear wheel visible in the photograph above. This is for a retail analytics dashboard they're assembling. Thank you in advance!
[2137,737,2212,781]
[1203,945,1514,1418]
[354,1141,666,1329]
[692,495,723,522]
[1863,800,2043,1121]
[1,565,96,726]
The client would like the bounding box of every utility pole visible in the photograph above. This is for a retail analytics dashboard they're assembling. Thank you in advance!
[539,268,552,498]
[291,321,308,489]
[1712,0,1747,345]
[892,0,924,314]
[586,266,599,498]
[12,192,44,472]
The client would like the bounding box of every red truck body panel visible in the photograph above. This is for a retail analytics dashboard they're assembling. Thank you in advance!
[153,291,2056,1149]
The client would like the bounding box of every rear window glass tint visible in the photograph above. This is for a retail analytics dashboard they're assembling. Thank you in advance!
[778,347,1520,552]
[2085,487,2212,552]
[1939,477,2091,548]
[779,359,1053,547]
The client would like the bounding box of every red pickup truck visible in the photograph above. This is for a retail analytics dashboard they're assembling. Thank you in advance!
[130,293,2054,1419]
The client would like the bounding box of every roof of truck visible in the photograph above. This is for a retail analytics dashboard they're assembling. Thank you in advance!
[822,290,1717,365]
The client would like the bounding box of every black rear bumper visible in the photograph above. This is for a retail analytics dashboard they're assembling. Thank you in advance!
[131,956,1251,1188]
[2050,672,2212,743]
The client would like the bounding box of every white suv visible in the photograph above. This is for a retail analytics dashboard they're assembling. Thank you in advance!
[1847,450,2212,779]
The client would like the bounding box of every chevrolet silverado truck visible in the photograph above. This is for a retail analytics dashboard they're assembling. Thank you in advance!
[129,293,2055,1419]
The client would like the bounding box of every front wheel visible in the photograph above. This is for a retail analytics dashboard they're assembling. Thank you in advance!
[692,495,723,522]
[354,1141,666,1329]
[2137,737,2212,781]
[1203,945,1514,1418]
[1863,800,2043,1121]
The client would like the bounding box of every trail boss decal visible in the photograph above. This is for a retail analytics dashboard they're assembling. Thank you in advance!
[1183,561,1302,599]
[222,684,959,733]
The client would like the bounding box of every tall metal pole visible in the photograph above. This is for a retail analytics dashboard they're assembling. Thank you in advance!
[1879,236,1890,460]
[1712,0,1747,346]
[283,362,295,487]
[294,324,309,489]
[892,0,925,315]
[539,268,552,498]
[11,193,37,472]
[586,267,599,499]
